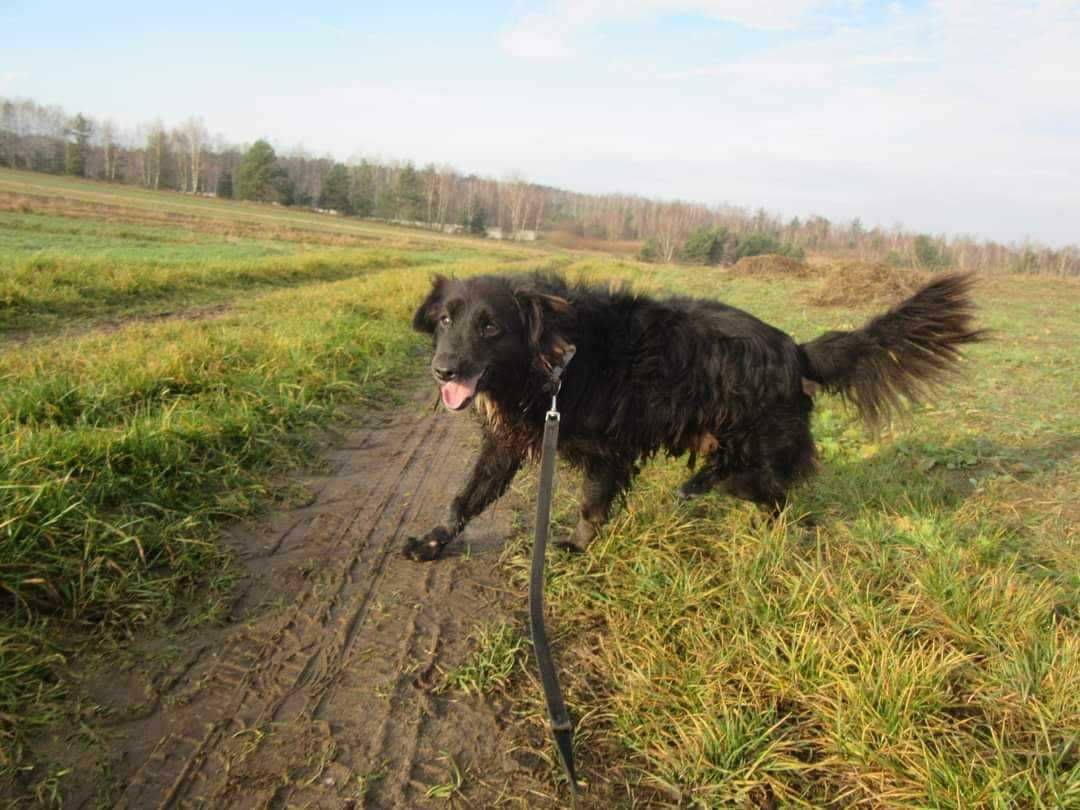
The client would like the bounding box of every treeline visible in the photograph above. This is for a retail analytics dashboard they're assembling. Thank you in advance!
[1,96,1076,275]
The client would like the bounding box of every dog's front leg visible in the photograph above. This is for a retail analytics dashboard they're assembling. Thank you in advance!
[403,434,521,562]
[559,457,632,552]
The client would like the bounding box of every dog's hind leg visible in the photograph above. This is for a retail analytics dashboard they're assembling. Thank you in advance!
[403,433,520,561]
[725,409,816,515]
[677,460,726,500]
[725,470,786,514]
[559,457,632,552]
[676,441,736,500]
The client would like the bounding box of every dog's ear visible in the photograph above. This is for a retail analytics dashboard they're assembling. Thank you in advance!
[514,288,574,374]
[412,275,449,334]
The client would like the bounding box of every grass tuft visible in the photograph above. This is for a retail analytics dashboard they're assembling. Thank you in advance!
[443,621,527,695]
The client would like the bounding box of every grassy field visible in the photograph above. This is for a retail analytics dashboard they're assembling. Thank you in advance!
[1,168,1077,806]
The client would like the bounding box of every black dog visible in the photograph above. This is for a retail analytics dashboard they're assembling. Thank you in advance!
[403,271,982,561]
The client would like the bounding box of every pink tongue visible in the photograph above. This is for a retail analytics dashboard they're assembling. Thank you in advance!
[440,375,480,410]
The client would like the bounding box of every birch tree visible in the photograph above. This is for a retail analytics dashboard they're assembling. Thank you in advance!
[144,120,166,189]
[99,120,118,180]
[182,117,206,192]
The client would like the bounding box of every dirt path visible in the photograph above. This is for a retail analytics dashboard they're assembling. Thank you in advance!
[1,303,235,347]
[60,390,563,808]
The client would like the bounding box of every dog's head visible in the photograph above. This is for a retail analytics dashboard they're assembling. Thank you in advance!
[412,274,574,412]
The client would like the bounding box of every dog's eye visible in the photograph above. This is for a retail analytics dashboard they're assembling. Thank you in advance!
[481,323,500,338]
[439,314,451,327]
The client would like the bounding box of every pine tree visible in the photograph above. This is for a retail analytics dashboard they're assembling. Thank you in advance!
[216,170,234,199]
[680,226,730,265]
[396,162,422,220]
[0,101,16,168]
[276,174,296,206]
[318,163,353,214]
[64,114,92,177]
[235,140,287,202]
[914,234,950,269]
[351,160,375,217]
[469,206,488,236]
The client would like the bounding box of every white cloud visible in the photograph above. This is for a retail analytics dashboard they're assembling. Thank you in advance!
[0,71,29,86]
[500,1,831,61]
[500,13,576,62]
[451,2,1080,243]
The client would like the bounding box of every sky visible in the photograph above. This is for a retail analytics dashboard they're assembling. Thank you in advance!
[3,0,1078,247]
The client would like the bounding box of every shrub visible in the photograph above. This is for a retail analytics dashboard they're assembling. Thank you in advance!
[468,206,488,236]
[914,234,950,269]
[678,228,804,266]
[680,226,731,265]
[733,232,805,263]
[638,238,658,263]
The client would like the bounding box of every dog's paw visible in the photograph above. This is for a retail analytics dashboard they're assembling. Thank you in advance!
[675,483,698,500]
[554,520,594,553]
[402,527,453,562]
[676,474,716,500]
[554,536,587,553]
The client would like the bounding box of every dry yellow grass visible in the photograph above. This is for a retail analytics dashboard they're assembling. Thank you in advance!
[732,253,810,276]
[807,261,929,307]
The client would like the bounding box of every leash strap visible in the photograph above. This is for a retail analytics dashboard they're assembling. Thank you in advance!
[530,390,580,803]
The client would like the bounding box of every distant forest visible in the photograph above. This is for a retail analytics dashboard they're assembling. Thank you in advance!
[2,96,1076,275]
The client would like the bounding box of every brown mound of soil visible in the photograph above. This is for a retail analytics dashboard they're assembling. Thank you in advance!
[807,261,928,307]
[731,253,809,276]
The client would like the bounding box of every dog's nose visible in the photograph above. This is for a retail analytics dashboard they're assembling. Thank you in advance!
[433,365,457,383]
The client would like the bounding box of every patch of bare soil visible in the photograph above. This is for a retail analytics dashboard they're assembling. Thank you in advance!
[806,261,928,307]
[41,390,572,809]
[1,304,234,346]
[99,303,234,333]
[731,254,809,277]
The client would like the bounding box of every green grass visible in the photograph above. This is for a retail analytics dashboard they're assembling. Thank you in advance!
[0,209,292,258]
[1,170,1078,806]
[424,752,468,800]
[0,245,444,332]
[443,621,528,695]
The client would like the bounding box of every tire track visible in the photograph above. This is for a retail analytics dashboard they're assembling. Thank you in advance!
[102,390,555,809]
[121,405,445,807]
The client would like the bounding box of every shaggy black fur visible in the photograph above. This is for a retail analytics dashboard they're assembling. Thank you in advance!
[403,271,983,561]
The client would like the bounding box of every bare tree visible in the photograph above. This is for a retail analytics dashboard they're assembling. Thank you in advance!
[182,117,207,193]
[145,120,166,189]
[649,202,695,262]
[504,172,532,235]
[93,120,118,180]
[436,165,455,227]
[532,191,546,232]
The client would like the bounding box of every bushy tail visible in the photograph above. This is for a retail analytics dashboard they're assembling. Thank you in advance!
[799,273,985,426]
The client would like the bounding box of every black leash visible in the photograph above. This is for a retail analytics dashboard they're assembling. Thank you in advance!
[529,351,580,804]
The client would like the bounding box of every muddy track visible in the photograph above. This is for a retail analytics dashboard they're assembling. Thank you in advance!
[62,390,563,809]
